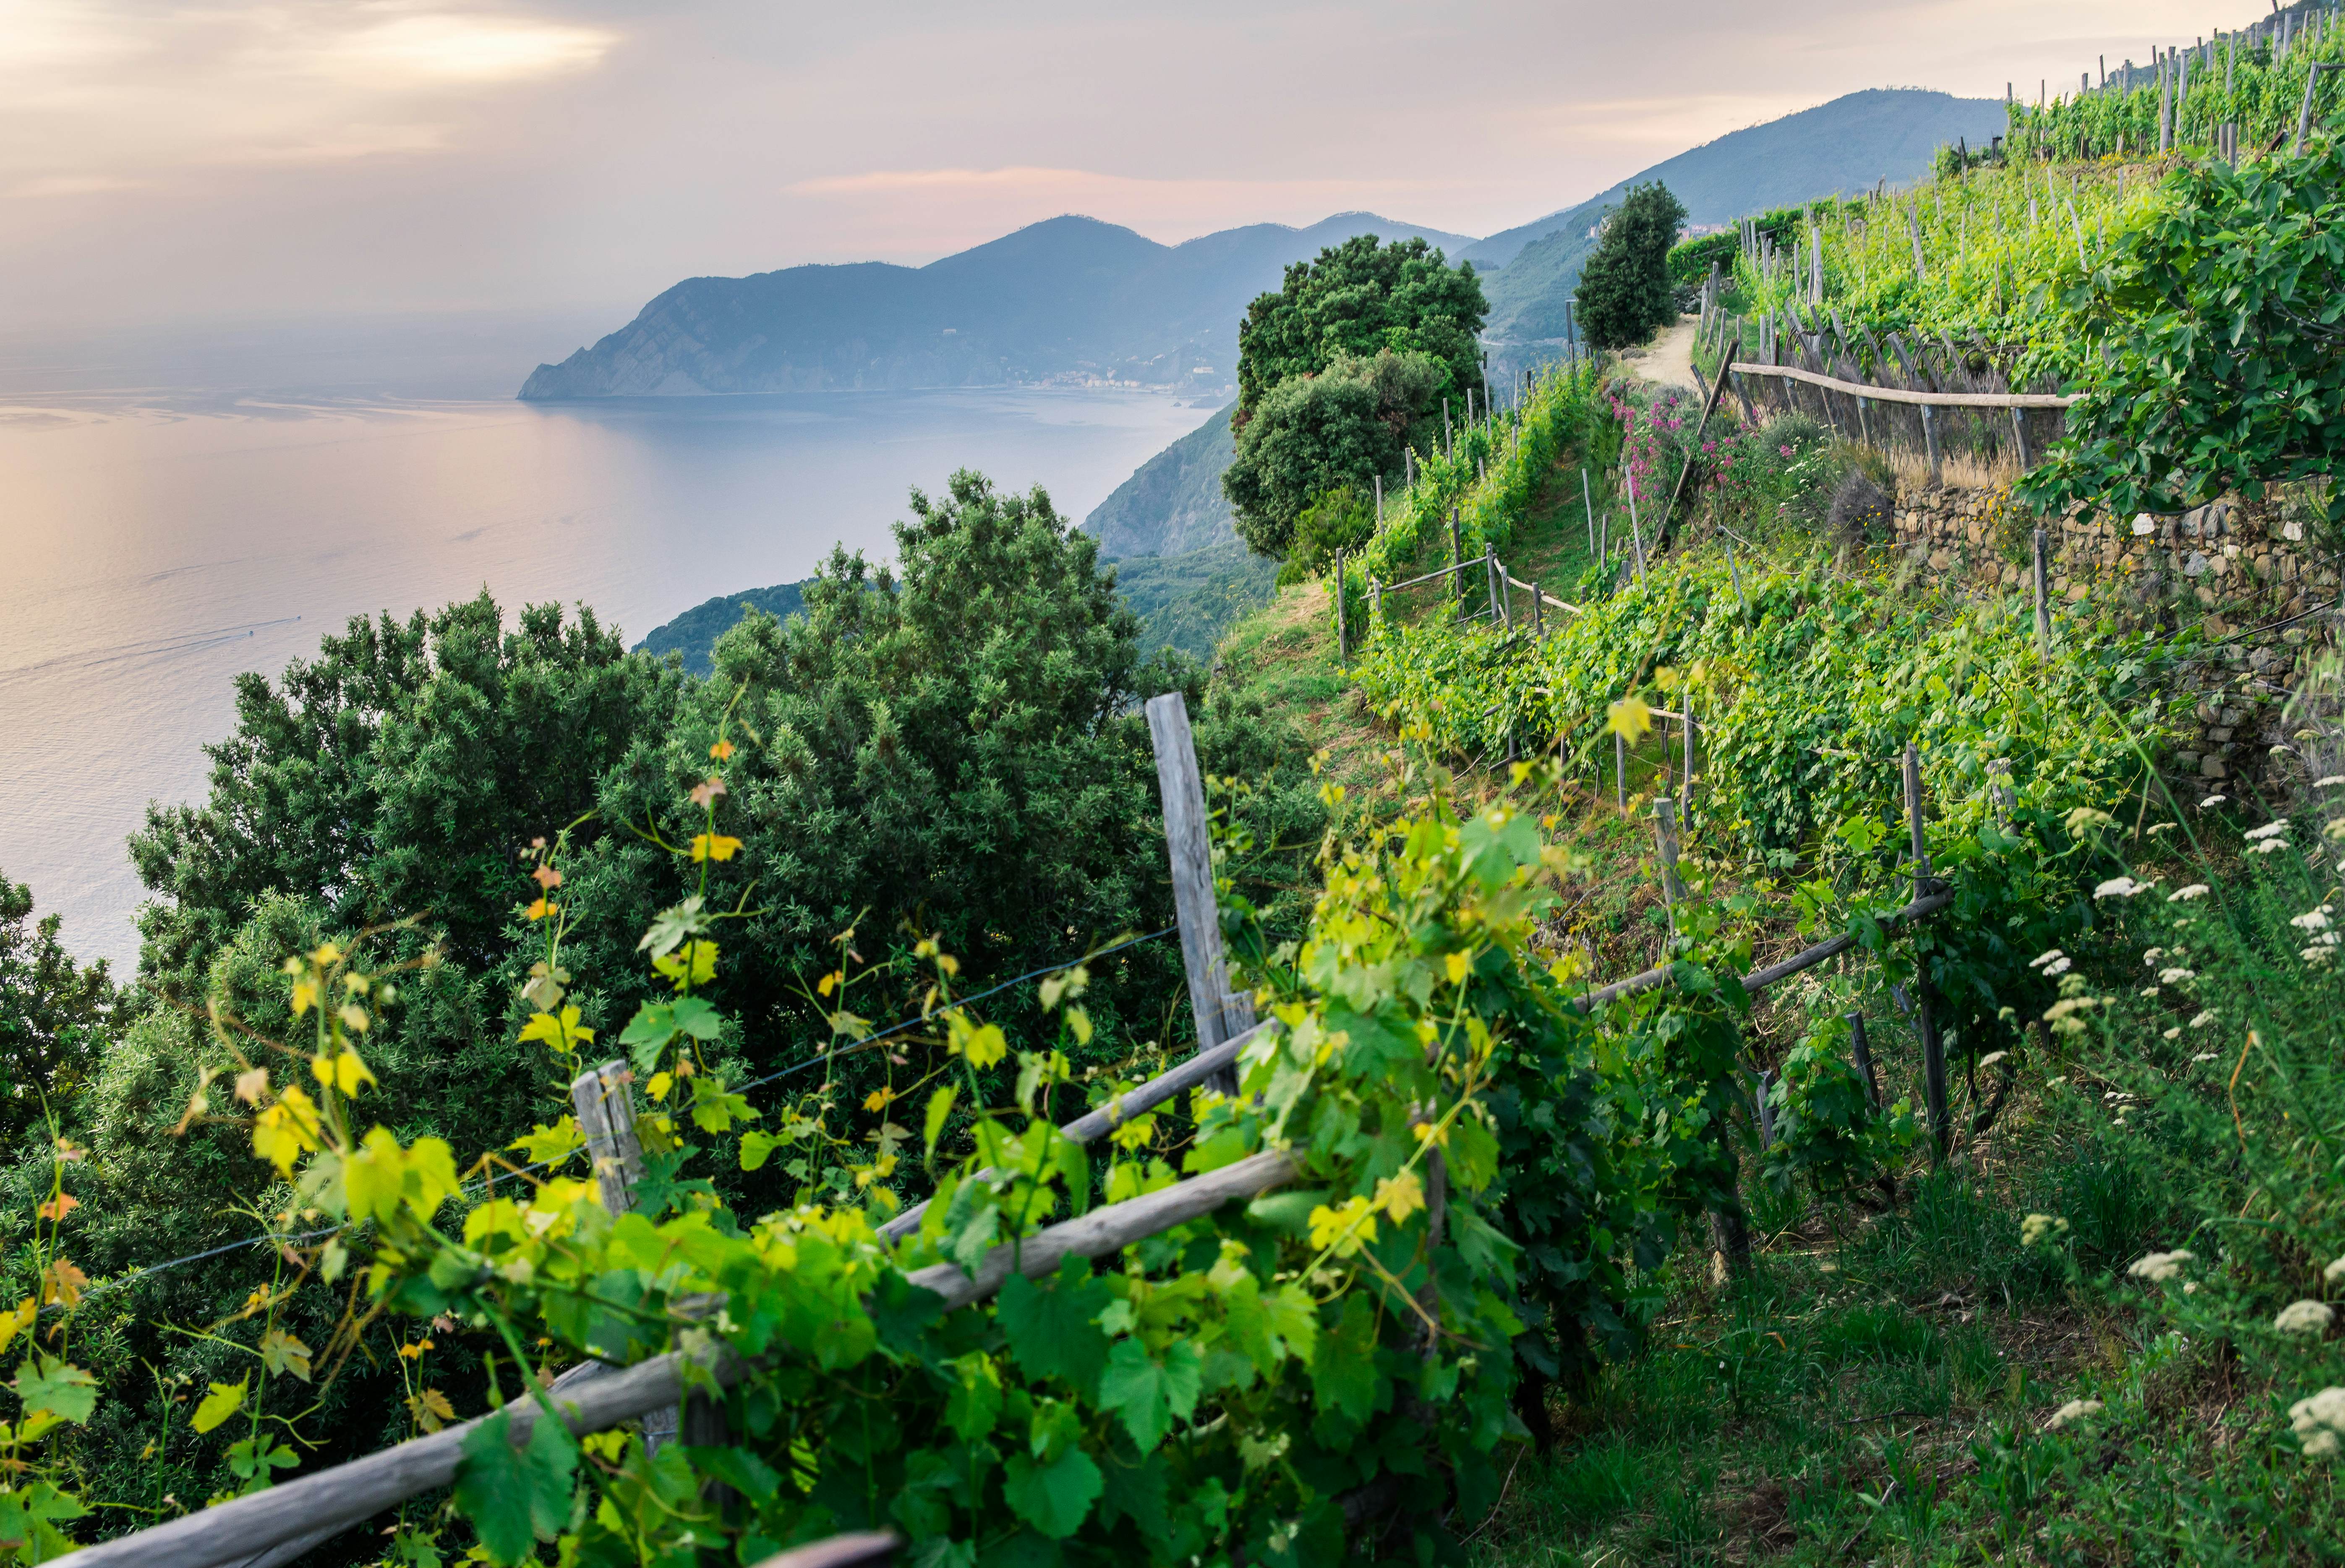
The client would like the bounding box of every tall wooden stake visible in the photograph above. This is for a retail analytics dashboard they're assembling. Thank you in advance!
[1333,550,1348,669]
[570,1064,683,1455]
[1146,694,1253,1094]
[1906,742,1949,1161]
[1846,1011,1881,1109]
[2032,527,2052,657]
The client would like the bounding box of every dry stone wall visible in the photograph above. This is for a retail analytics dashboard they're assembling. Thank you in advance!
[1891,481,2342,787]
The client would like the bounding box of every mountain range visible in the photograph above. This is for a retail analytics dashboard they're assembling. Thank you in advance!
[1473,89,2010,341]
[520,89,2008,403]
[520,214,1474,398]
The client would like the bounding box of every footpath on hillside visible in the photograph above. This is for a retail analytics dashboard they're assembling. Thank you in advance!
[1623,311,1701,392]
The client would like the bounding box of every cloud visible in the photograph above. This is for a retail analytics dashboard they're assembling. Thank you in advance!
[0,1,618,187]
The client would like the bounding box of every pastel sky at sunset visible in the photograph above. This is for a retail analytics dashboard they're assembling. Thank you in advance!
[0,0,2248,327]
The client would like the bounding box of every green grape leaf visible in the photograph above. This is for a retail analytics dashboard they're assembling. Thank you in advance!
[15,1357,97,1425]
[188,1377,246,1434]
[1001,1447,1103,1539]
[1309,1292,1382,1423]
[454,1409,578,1565]
[996,1257,1112,1396]
[1095,1338,1203,1452]
[923,1086,957,1157]
[0,1480,87,1560]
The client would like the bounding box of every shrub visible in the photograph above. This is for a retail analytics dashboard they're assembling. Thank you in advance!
[1575,183,1688,350]
[1222,350,1444,557]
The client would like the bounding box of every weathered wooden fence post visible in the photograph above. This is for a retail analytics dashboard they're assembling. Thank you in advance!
[1485,551,1502,623]
[1582,467,1595,555]
[1845,1011,1881,1109]
[1449,511,1465,618]
[1682,695,1696,799]
[1333,550,1348,670]
[1653,796,1687,927]
[2032,527,2052,657]
[568,1064,688,1455]
[1905,742,1949,1160]
[1146,694,1253,1095]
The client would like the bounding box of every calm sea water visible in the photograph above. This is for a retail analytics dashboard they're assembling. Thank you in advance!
[0,313,1214,969]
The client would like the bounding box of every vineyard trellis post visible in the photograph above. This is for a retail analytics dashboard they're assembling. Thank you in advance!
[567,1064,681,1452]
[1145,693,1253,1094]
[2033,527,2053,657]
[1333,549,1348,670]
[1846,1011,1882,1109]
[1905,742,1950,1159]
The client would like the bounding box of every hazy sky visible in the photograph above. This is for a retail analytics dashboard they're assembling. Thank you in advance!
[0,0,2242,329]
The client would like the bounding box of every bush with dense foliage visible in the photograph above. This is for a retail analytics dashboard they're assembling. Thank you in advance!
[1223,350,1447,558]
[0,875,112,1143]
[1573,183,1687,350]
[1230,235,1486,423]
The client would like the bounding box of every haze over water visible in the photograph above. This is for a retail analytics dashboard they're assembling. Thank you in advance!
[0,312,1211,971]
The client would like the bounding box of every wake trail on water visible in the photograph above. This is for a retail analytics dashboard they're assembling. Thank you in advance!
[0,617,305,686]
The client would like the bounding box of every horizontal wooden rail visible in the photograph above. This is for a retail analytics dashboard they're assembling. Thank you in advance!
[1502,575,1579,614]
[47,1150,1298,1568]
[757,1535,901,1568]
[879,1019,1274,1239]
[1727,361,2078,410]
[1381,558,1478,593]
[1573,882,1952,1013]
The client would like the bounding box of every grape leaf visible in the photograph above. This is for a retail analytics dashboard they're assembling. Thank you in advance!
[454,1409,578,1565]
[15,1357,97,1425]
[1095,1338,1202,1452]
[995,1256,1111,1395]
[189,1378,244,1433]
[1308,1292,1382,1423]
[1001,1447,1102,1539]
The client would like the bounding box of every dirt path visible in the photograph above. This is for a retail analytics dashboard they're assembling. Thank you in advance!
[1622,313,1701,392]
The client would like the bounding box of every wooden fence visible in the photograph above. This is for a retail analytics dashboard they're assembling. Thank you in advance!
[1693,274,2080,481]
[48,688,1956,1568]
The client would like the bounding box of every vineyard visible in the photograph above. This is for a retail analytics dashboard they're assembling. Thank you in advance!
[12,10,2345,1568]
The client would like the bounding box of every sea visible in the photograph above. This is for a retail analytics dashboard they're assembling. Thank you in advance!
[0,309,1217,971]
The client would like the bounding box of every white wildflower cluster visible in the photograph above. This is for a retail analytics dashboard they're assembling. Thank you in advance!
[2295,906,2341,963]
[2159,966,2196,984]
[2188,1009,2220,1029]
[2201,794,2229,808]
[2030,948,2072,977]
[2142,947,2165,965]
[2290,1388,2345,1458]
[2047,1398,2103,1430]
[2317,775,2345,788]
[2020,1213,2071,1247]
[2326,818,2345,843]
[2191,1051,2220,1063]
[2044,995,2107,1037]
[2162,1026,2183,1040]
[2169,884,2211,903]
[2095,875,2152,900]
[2326,1258,2345,1285]
[2128,1248,2193,1283]
[2276,1300,2337,1336]
[1978,1050,2008,1070]
[2247,820,2293,856]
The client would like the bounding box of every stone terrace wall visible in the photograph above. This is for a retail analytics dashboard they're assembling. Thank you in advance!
[1892,482,2341,786]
